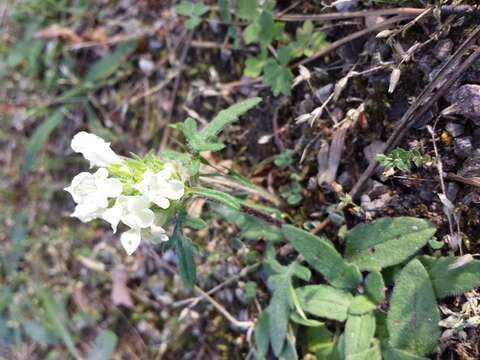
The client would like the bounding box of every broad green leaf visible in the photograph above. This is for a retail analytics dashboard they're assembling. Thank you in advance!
[23,108,65,175]
[255,311,270,357]
[383,345,429,360]
[304,325,336,359]
[296,285,353,321]
[257,11,274,46]
[36,288,81,359]
[419,256,480,298]
[344,217,436,271]
[279,331,298,360]
[87,330,118,360]
[244,56,268,77]
[387,259,440,356]
[22,320,57,345]
[200,97,261,140]
[365,271,385,303]
[189,187,241,209]
[172,224,196,288]
[85,40,137,82]
[277,46,292,67]
[348,295,377,315]
[347,339,381,360]
[282,225,361,290]
[175,1,209,16]
[344,312,376,357]
[236,0,257,20]
[185,17,202,29]
[243,22,261,44]
[263,60,293,96]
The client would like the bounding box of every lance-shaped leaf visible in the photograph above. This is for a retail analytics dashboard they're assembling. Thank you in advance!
[171,223,196,288]
[296,285,353,321]
[387,259,440,356]
[344,217,436,271]
[345,312,376,357]
[419,255,480,298]
[365,271,385,303]
[189,187,241,210]
[282,225,361,290]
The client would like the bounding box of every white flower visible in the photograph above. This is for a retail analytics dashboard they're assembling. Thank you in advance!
[134,169,185,209]
[120,228,142,256]
[71,131,122,168]
[102,195,156,255]
[65,168,122,222]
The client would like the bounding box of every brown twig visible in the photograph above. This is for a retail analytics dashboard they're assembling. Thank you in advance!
[297,15,412,67]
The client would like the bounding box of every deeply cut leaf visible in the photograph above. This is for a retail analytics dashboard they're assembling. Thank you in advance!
[344,217,436,271]
[387,259,440,356]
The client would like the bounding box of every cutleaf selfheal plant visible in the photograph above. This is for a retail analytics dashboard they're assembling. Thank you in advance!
[65,97,480,359]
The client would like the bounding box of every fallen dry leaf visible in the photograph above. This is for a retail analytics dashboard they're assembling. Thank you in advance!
[111,266,134,309]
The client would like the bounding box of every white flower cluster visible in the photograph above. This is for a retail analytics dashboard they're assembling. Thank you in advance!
[65,132,185,255]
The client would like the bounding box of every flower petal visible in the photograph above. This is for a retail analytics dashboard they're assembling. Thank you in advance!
[150,194,170,209]
[122,208,154,229]
[150,224,169,242]
[120,228,142,255]
[71,131,121,168]
[102,201,123,233]
[71,202,105,222]
[162,180,185,200]
[98,178,123,198]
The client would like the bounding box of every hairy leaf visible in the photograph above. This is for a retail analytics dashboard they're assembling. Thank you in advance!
[296,285,353,321]
[387,259,440,356]
[347,339,381,360]
[344,217,436,271]
[419,255,480,298]
[200,97,261,140]
[255,311,270,357]
[282,225,361,290]
[189,187,241,209]
[87,330,118,360]
[172,224,196,288]
[383,346,430,360]
[345,312,376,357]
[365,271,385,303]
[348,295,377,315]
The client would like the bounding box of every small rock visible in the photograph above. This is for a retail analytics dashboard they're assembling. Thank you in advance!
[315,83,333,103]
[433,39,453,61]
[445,122,465,137]
[334,0,358,11]
[453,136,472,159]
[459,149,480,178]
[449,84,480,125]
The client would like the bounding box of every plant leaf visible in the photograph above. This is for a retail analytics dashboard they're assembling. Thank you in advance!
[263,60,293,96]
[189,187,241,209]
[344,217,436,271]
[85,40,137,82]
[23,109,65,174]
[255,311,270,357]
[365,271,385,303]
[236,0,258,20]
[87,330,118,360]
[348,295,377,315]
[387,259,440,356]
[345,312,376,357]
[347,339,381,360]
[419,256,480,298]
[282,225,361,290]
[200,97,261,140]
[383,345,430,360]
[296,285,353,321]
[172,224,196,288]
